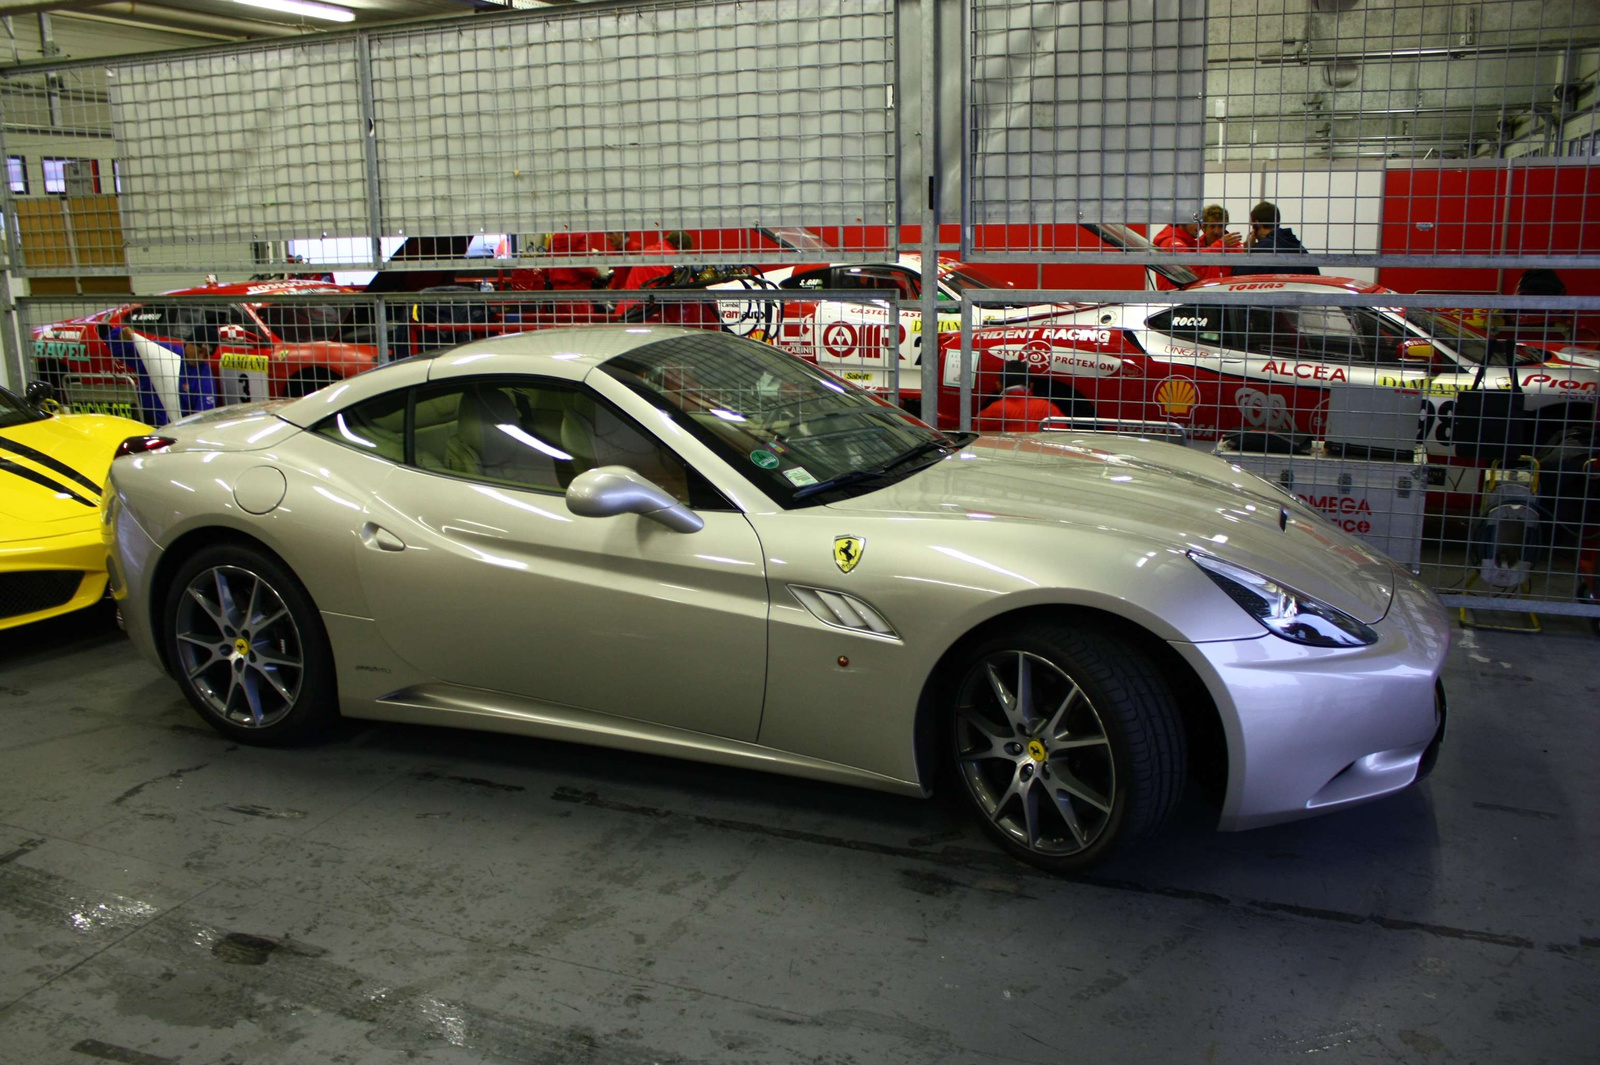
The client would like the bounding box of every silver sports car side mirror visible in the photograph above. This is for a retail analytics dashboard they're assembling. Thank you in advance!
[565,466,704,533]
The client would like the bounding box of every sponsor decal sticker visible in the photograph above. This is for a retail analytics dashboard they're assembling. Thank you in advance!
[833,534,865,574]
[1260,359,1348,383]
[1234,386,1294,430]
[33,339,88,362]
[1521,373,1596,392]
[822,321,859,358]
[219,352,270,373]
[1154,377,1201,417]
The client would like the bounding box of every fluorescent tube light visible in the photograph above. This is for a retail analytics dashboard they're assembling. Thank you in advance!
[234,0,356,22]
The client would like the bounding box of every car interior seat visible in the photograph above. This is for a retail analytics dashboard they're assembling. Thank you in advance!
[451,385,557,486]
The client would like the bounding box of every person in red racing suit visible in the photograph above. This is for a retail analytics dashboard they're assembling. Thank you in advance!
[1150,205,1241,289]
[542,232,605,289]
[613,231,694,320]
[976,365,1063,433]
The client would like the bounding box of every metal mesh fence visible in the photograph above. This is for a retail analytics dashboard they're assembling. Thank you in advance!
[4,0,1599,621]
[17,285,902,423]
[370,0,897,264]
[935,286,1600,622]
[964,0,1600,271]
[0,0,896,279]
[965,0,1208,229]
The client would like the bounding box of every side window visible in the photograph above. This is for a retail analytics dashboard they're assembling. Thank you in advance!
[314,390,406,463]
[1145,306,1225,348]
[1289,306,1362,363]
[1226,306,1301,358]
[411,379,694,503]
[123,303,208,343]
[781,268,830,290]
[1352,309,1412,366]
[833,266,918,299]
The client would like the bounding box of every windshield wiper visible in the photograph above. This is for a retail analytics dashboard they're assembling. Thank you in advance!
[792,432,976,500]
[880,432,977,473]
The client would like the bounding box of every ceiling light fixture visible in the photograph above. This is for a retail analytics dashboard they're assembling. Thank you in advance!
[233,0,356,23]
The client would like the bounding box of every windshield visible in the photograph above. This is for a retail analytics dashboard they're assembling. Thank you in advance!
[601,332,957,507]
[0,387,45,429]
[1404,308,1547,367]
[255,302,369,344]
[1082,222,1201,288]
[939,264,1020,294]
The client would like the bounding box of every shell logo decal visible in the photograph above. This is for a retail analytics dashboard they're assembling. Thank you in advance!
[1154,378,1201,418]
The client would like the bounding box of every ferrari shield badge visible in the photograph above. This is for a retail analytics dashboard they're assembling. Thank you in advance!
[833,535,865,574]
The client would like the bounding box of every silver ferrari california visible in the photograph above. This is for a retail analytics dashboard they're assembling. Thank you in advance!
[104,327,1449,871]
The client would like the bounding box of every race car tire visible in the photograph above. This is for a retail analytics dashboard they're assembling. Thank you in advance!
[945,622,1186,872]
[164,543,337,745]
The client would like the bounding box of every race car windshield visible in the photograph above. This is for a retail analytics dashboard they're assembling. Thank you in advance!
[940,265,1020,294]
[1404,308,1547,367]
[0,387,47,428]
[256,303,357,344]
[602,332,957,508]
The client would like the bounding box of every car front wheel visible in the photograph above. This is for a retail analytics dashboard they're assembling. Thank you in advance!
[948,624,1186,871]
[164,544,336,744]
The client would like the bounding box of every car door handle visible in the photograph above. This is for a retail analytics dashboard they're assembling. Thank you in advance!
[360,522,406,552]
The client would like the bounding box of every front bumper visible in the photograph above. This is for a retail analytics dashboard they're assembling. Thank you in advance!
[105,490,166,671]
[1173,570,1451,832]
[0,525,109,631]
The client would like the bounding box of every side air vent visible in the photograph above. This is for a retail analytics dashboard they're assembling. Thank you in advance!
[788,585,898,639]
[0,570,83,621]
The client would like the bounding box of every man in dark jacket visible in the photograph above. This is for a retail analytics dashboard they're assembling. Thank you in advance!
[1232,202,1320,276]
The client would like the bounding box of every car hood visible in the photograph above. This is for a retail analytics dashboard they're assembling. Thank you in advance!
[1545,346,1600,370]
[966,303,1084,326]
[0,412,148,532]
[827,434,1397,623]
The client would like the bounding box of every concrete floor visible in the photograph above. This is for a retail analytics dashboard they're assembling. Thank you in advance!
[1,604,1596,1065]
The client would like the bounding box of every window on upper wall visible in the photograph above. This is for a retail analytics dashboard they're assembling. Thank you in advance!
[6,156,26,194]
[42,157,100,195]
[112,159,122,194]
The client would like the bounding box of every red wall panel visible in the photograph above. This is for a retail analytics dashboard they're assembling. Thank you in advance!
[1379,164,1600,300]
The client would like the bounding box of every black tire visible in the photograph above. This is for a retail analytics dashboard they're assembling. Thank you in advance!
[946,622,1186,872]
[1043,386,1093,421]
[163,543,336,745]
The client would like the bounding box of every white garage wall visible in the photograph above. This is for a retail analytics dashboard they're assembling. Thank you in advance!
[1201,166,1385,283]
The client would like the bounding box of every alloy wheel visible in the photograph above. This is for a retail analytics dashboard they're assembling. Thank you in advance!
[173,565,304,729]
[953,650,1117,856]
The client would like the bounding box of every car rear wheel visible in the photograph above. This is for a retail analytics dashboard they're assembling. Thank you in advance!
[948,624,1186,871]
[164,544,335,744]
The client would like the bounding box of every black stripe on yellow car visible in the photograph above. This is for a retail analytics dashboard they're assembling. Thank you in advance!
[0,458,97,507]
[0,434,103,496]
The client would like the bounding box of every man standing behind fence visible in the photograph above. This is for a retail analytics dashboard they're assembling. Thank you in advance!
[1233,202,1320,276]
[1149,206,1241,289]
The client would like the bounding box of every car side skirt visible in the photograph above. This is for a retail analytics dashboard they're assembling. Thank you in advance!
[355,681,927,799]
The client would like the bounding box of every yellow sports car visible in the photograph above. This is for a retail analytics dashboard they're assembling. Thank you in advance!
[1,382,149,630]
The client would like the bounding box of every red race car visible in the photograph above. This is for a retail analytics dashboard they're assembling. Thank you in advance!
[32,279,380,426]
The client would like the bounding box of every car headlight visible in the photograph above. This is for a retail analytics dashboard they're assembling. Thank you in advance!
[1188,551,1378,648]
